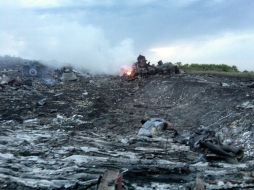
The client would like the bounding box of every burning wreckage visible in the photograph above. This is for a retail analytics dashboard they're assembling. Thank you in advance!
[121,55,180,80]
[1,56,254,190]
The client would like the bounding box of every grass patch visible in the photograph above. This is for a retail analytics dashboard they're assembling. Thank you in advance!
[176,63,254,79]
[184,70,254,79]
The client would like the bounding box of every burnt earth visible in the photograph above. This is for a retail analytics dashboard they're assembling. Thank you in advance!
[0,74,254,189]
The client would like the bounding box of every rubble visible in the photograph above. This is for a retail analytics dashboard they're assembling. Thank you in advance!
[220,82,230,87]
[0,74,11,84]
[182,127,244,163]
[97,170,120,190]
[122,55,180,79]
[0,63,254,189]
[37,98,47,106]
[237,101,254,109]
[138,118,176,138]
[248,82,254,88]
[157,61,180,75]
[60,67,78,82]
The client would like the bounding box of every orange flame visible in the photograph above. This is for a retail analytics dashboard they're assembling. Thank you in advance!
[126,70,132,76]
[120,67,133,76]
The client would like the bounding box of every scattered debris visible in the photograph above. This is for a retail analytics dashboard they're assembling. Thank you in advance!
[0,61,254,189]
[186,128,244,163]
[0,74,11,84]
[122,55,180,79]
[97,170,120,190]
[237,101,254,109]
[60,66,78,81]
[37,97,47,106]
[220,82,230,87]
[248,82,254,88]
[194,175,205,190]
[22,61,56,85]
[138,118,176,137]
[157,61,180,75]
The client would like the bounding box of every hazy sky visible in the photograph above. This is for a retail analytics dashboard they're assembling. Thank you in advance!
[0,0,254,72]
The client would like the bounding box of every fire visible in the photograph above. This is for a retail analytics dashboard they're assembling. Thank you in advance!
[126,70,132,76]
[120,67,134,77]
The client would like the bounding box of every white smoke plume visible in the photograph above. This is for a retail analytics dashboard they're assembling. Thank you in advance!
[0,2,136,74]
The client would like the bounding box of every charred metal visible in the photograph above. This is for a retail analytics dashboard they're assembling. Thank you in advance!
[0,58,254,190]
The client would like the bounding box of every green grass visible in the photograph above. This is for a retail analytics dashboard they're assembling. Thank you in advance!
[184,70,254,79]
[176,63,254,79]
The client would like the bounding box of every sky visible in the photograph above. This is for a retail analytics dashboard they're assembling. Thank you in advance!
[0,0,254,73]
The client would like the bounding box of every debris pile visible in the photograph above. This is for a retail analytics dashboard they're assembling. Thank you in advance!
[138,118,176,138]
[186,128,244,163]
[122,55,180,80]
[0,60,254,189]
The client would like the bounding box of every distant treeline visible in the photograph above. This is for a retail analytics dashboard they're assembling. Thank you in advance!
[177,63,239,73]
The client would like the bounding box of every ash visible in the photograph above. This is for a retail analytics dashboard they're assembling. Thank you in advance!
[1,62,254,190]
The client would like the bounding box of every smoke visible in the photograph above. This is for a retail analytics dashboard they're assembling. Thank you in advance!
[148,32,254,71]
[22,21,136,74]
[0,3,136,74]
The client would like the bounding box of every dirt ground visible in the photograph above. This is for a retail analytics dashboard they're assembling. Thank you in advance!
[1,73,254,189]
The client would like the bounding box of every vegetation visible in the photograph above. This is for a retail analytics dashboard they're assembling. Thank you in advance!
[177,63,239,72]
[175,62,254,78]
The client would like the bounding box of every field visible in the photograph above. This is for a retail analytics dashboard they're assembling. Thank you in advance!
[1,70,254,189]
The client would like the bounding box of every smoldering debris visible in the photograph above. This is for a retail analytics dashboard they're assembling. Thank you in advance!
[121,55,180,80]
[0,61,254,189]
